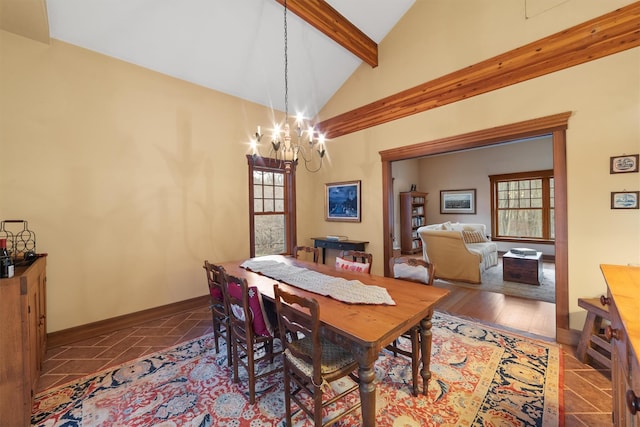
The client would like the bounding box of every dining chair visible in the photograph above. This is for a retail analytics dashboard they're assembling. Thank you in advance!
[223,273,281,404]
[386,256,435,396]
[203,260,232,366]
[273,284,361,427]
[293,245,319,263]
[336,250,373,273]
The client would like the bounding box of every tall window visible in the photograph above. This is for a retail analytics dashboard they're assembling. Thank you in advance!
[247,156,296,257]
[490,170,554,242]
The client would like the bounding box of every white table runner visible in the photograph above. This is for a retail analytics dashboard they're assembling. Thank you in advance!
[241,259,396,305]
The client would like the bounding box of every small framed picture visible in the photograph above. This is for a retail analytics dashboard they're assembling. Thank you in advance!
[611,191,639,209]
[440,189,476,214]
[325,180,361,222]
[610,154,639,174]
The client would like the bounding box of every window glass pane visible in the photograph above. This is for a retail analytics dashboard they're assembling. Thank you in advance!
[254,214,286,256]
[253,185,262,199]
[531,199,543,208]
[274,186,284,199]
[498,209,542,238]
[263,186,274,199]
[254,199,263,213]
[264,172,273,185]
[253,171,263,184]
[274,173,284,186]
[498,182,508,191]
[264,199,274,212]
[275,200,284,211]
[550,209,555,239]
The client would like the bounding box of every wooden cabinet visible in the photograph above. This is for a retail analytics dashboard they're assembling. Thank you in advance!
[601,264,640,426]
[399,191,427,255]
[0,256,47,426]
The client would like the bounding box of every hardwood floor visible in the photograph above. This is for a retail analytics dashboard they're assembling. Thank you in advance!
[37,287,612,426]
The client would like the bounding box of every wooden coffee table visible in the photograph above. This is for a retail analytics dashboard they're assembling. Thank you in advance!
[502,251,543,285]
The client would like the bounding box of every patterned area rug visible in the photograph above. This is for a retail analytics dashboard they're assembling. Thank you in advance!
[32,312,562,426]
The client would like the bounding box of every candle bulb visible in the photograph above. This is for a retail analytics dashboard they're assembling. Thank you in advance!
[257,125,261,135]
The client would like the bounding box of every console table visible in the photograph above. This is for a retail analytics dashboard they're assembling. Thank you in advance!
[311,237,369,264]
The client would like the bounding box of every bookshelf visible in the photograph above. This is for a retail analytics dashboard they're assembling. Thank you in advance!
[399,191,428,255]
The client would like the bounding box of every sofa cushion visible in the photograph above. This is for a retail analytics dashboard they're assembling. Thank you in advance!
[462,230,487,243]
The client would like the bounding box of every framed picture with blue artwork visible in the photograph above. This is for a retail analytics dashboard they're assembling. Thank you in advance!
[325,180,361,222]
[610,154,639,174]
[611,191,639,209]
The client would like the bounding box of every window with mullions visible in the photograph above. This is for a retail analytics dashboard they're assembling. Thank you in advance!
[247,156,296,257]
[490,170,554,242]
[253,170,285,255]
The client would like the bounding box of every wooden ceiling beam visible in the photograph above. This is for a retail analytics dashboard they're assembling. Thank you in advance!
[317,1,640,139]
[275,0,378,67]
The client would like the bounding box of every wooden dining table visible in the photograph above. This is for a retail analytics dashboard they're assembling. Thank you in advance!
[219,255,450,427]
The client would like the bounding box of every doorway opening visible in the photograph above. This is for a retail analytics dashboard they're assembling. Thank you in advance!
[379,112,571,342]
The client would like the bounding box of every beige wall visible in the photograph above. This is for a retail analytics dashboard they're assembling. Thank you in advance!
[1,0,638,333]
[305,0,640,330]
[0,32,272,331]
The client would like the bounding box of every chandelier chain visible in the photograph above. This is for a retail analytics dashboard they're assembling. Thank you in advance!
[284,0,288,119]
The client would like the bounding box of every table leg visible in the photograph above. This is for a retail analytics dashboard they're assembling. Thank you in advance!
[419,310,434,395]
[354,348,378,426]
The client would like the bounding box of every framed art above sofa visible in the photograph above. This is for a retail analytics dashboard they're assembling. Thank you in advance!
[440,189,476,214]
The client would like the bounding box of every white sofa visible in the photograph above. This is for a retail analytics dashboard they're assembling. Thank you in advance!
[417,222,498,284]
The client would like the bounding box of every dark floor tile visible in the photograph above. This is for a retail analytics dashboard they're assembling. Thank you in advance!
[54,346,110,360]
[93,328,138,346]
[571,412,613,426]
[573,368,612,389]
[564,414,587,426]
[159,312,192,327]
[564,388,602,413]
[48,359,110,375]
[564,371,613,412]
[130,326,177,337]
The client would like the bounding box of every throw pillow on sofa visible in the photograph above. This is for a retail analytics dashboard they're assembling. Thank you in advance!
[462,230,488,243]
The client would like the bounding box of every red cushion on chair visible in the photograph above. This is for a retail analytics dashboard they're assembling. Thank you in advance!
[335,257,370,273]
[226,280,272,337]
[209,286,222,301]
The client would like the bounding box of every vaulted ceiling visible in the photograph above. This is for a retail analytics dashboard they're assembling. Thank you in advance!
[0,0,415,118]
[2,1,638,140]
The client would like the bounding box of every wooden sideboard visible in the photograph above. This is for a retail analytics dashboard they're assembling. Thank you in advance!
[0,256,47,426]
[601,264,640,426]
